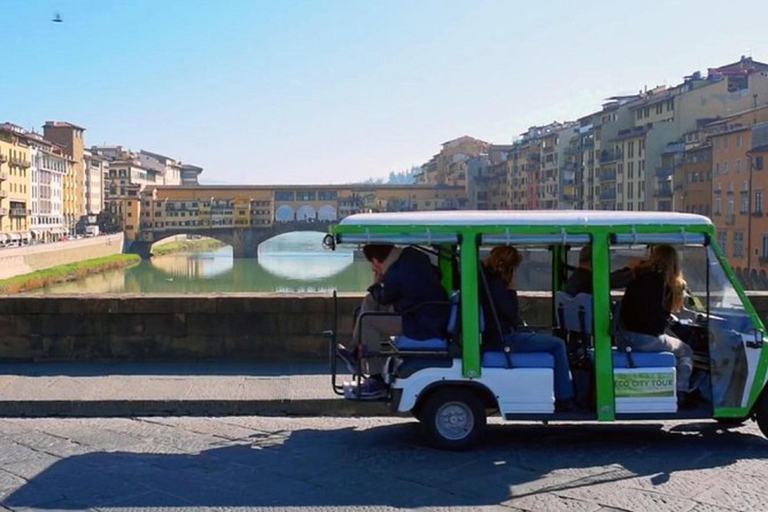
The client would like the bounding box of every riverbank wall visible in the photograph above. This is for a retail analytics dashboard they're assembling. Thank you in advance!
[1,292,767,361]
[0,234,125,280]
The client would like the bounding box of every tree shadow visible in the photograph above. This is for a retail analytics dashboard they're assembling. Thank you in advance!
[3,419,766,509]
[0,361,330,377]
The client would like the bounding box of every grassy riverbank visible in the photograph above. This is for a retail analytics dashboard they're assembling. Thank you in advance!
[0,254,141,294]
[152,238,226,256]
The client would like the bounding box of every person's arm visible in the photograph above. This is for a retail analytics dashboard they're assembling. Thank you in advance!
[488,275,520,328]
[609,267,634,289]
[368,263,403,306]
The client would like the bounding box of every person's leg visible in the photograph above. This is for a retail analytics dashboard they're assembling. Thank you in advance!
[508,332,574,401]
[661,334,694,392]
[351,293,401,376]
[624,331,694,392]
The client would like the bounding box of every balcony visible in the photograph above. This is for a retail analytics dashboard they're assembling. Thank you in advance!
[599,189,616,200]
[655,186,673,198]
[9,157,31,169]
[527,153,541,163]
[0,154,7,164]
[0,172,6,181]
[0,208,6,216]
[600,149,623,163]
[655,166,673,178]
[598,169,616,182]
[9,208,27,217]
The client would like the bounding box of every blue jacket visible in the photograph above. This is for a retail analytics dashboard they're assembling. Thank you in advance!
[368,247,449,340]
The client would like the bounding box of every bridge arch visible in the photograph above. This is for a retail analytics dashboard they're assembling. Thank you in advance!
[275,205,295,222]
[317,205,336,221]
[296,205,316,221]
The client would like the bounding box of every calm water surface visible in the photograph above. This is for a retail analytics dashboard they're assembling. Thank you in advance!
[42,232,372,294]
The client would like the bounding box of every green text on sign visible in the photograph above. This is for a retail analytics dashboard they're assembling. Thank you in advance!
[614,372,675,398]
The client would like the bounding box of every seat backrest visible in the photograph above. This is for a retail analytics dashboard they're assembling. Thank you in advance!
[446,291,461,336]
[556,291,593,335]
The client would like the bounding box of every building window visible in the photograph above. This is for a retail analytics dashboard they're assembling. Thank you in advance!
[762,235,768,259]
[757,191,764,214]
[734,231,744,258]
[718,231,727,254]
[737,133,743,147]
[741,194,749,214]
[736,159,741,173]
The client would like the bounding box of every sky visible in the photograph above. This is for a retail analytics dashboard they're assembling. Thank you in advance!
[2,0,768,185]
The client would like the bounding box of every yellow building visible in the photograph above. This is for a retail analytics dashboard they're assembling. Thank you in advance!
[0,124,32,243]
[43,122,86,232]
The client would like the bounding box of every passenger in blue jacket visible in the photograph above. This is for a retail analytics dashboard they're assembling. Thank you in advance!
[338,244,448,398]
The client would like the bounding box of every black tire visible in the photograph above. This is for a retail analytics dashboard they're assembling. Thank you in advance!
[419,388,486,450]
[715,417,747,428]
[756,393,768,438]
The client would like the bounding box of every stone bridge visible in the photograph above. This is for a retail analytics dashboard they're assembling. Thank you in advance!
[128,220,335,259]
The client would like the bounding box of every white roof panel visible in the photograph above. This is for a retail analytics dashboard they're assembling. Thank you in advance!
[339,210,713,227]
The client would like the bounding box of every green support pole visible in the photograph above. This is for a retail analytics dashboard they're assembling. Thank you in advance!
[460,235,481,378]
[591,231,615,421]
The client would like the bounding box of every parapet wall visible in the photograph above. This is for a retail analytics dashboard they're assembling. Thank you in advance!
[0,292,767,362]
[0,234,125,280]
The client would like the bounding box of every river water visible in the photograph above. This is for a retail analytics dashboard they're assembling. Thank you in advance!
[42,232,373,294]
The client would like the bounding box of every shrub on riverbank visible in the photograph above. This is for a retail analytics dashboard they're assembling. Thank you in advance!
[151,238,225,256]
[0,254,141,294]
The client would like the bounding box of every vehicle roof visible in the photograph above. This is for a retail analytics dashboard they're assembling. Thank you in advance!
[339,210,713,227]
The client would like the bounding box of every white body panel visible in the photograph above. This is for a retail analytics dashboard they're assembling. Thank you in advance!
[392,359,554,415]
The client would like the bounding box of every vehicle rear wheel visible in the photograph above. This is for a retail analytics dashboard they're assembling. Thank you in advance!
[419,388,486,450]
[755,393,768,438]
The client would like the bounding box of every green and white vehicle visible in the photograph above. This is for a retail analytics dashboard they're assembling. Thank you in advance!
[325,210,768,449]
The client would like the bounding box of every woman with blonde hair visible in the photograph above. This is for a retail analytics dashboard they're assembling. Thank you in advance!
[481,246,575,411]
[619,244,694,394]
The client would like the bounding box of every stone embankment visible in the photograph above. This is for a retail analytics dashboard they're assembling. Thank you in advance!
[0,233,124,280]
[0,292,767,362]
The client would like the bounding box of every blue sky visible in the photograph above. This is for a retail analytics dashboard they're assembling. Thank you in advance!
[3,0,767,185]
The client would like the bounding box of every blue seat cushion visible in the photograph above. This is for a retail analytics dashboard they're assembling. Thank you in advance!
[393,336,448,351]
[613,351,675,368]
[481,351,555,369]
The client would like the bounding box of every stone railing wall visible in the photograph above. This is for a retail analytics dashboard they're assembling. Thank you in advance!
[0,234,124,280]
[0,292,767,362]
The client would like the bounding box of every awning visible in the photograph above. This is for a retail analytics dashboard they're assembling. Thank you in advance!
[9,233,21,241]
[20,232,31,240]
[0,234,7,243]
[30,229,44,236]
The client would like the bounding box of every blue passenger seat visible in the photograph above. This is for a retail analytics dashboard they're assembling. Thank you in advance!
[391,291,460,351]
[481,351,555,369]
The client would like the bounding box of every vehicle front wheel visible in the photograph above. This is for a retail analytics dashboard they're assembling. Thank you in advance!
[755,393,768,438]
[419,388,486,450]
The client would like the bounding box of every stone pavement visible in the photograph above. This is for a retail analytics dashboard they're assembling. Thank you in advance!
[0,362,387,417]
[0,415,766,511]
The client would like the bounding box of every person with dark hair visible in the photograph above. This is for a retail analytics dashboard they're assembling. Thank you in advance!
[619,244,694,395]
[481,246,575,411]
[337,244,448,398]
[563,245,637,296]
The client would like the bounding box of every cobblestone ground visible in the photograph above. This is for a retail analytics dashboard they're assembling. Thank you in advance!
[0,416,765,511]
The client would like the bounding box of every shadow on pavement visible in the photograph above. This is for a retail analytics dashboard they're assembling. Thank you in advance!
[0,361,328,377]
[3,420,767,509]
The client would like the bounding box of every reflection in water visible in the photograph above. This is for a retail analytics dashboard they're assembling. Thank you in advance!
[42,232,371,294]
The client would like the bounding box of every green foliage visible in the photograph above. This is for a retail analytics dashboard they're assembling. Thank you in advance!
[0,254,141,293]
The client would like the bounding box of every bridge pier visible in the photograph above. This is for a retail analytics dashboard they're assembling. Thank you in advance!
[127,241,153,260]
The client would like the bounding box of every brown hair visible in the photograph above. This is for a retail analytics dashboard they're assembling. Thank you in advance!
[638,244,686,312]
[362,244,394,263]
[482,246,521,287]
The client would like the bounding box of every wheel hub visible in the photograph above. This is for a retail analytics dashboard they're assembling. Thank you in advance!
[436,402,474,441]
